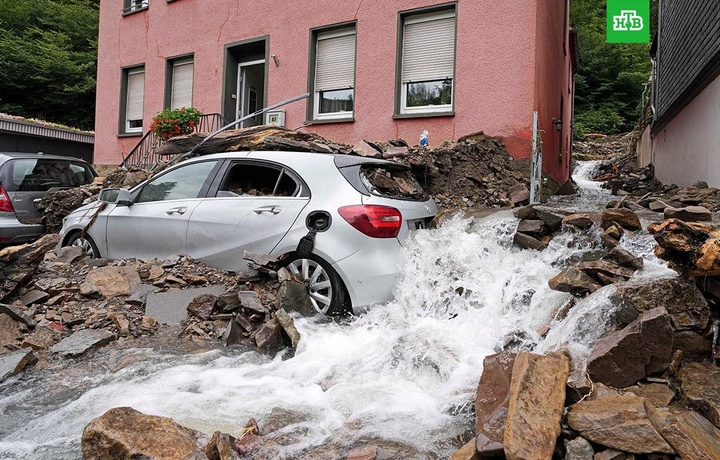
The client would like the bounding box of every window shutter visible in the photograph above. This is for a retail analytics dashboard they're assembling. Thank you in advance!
[402,11,456,83]
[171,60,194,110]
[126,69,145,122]
[315,29,356,92]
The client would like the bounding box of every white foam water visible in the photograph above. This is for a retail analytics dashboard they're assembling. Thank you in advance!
[0,161,674,459]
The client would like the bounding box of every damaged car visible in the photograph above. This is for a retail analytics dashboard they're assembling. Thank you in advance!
[58,151,437,315]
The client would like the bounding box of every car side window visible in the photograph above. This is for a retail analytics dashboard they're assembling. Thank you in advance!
[216,163,298,197]
[136,161,216,203]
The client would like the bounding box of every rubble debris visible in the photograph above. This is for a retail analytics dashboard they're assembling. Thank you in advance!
[0,348,37,382]
[0,234,59,302]
[49,328,115,357]
[648,218,720,276]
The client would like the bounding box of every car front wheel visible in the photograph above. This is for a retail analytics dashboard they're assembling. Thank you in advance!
[66,232,100,259]
[285,253,347,316]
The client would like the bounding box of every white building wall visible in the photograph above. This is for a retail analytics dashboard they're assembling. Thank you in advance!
[652,76,720,188]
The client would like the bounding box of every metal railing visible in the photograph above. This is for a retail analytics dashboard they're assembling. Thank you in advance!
[121,113,226,169]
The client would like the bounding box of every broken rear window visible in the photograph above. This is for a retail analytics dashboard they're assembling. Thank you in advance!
[360,165,428,201]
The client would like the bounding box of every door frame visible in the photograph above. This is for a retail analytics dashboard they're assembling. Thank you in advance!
[222,36,269,126]
[236,59,266,128]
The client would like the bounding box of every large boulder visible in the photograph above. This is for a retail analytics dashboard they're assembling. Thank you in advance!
[647,406,720,460]
[475,352,516,456]
[81,407,207,460]
[601,208,642,231]
[503,352,569,460]
[678,362,720,428]
[548,267,602,296]
[566,393,674,454]
[586,307,673,388]
[612,277,710,332]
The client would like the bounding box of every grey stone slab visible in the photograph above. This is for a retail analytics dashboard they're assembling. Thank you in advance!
[50,329,115,357]
[0,303,37,328]
[145,286,226,326]
[0,348,38,382]
[126,284,160,306]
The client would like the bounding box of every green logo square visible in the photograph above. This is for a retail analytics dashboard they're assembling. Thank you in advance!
[607,0,650,43]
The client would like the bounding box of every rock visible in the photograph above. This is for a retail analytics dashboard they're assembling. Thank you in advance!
[678,362,720,428]
[145,286,226,326]
[564,436,594,460]
[0,234,58,302]
[0,313,22,349]
[475,352,516,456]
[503,351,570,460]
[664,205,712,222]
[513,232,548,251]
[509,184,530,205]
[222,318,252,347]
[217,290,242,312]
[516,219,546,237]
[205,431,241,460]
[600,230,620,249]
[20,289,49,306]
[254,318,284,353]
[353,140,382,158]
[612,277,710,332]
[601,209,642,231]
[555,179,577,196]
[80,265,142,298]
[238,291,265,314]
[575,260,636,281]
[533,206,565,231]
[672,330,711,361]
[348,445,379,460]
[566,393,674,454]
[512,205,536,220]
[548,267,602,296]
[0,303,37,328]
[648,219,720,275]
[55,245,86,264]
[563,213,596,230]
[274,280,314,316]
[0,348,37,382]
[625,383,675,407]
[187,293,218,321]
[649,200,667,212]
[81,407,207,460]
[112,314,130,337]
[602,247,643,270]
[647,406,720,460]
[593,448,633,460]
[450,439,480,460]
[274,309,300,348]
[125,284,159,306]
[586,307,673,388]
[50,328,115,357]
[22,327,57,350]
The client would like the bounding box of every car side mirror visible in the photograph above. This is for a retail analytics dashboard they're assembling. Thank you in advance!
[99,188,132,206]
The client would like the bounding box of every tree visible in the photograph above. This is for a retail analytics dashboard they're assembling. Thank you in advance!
[0,0,99,130]
[571,0,658,138]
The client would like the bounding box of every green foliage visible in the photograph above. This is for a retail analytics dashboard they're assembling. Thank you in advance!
[571,0,657,138]
[0,0,99,130]
[150,108,203,140]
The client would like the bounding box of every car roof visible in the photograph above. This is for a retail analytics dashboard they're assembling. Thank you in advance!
[0,152,90,163]
[178,150,401,168]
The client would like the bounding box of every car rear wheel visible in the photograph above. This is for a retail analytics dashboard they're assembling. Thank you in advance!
[66,232,99,258]
[285,253,347,316]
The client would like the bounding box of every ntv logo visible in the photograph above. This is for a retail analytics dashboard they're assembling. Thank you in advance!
[613,10,644,31]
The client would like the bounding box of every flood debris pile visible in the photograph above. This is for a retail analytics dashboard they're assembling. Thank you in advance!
[0,242,308,383]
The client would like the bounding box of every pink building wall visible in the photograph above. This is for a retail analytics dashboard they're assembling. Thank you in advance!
[96,0,573,183]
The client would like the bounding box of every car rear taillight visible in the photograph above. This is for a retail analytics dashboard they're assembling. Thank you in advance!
[0,186,13,213]
[338,205,402,238]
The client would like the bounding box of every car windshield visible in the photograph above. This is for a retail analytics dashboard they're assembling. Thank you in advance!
[2,158,95,192]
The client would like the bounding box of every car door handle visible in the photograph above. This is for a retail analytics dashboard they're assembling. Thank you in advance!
[253,205,281,215]
[166,206,187,215]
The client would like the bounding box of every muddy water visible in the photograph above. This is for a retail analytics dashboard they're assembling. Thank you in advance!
[0,162,674,459]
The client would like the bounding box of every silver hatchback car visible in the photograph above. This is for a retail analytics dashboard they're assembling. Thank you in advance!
[58,151,437,315]
[0,152,96,246]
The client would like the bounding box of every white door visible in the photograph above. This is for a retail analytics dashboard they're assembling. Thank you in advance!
[236,61,265,128]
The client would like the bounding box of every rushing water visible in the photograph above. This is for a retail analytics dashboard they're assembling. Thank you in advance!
[0,162,676,459]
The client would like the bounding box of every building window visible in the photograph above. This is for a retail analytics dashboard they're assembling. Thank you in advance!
[123,0,148,14]
[399,8,456,115]
[168,58,194,110]
[123,67,145,134]
[311,26,356,120]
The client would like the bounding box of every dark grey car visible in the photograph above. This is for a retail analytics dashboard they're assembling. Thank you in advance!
[0,152,96,246]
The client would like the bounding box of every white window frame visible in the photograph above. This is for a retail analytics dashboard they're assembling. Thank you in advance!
[125,0,148,13]
[170,58,194,110]
[313,27,356,121]
[125,68,145,134]
[400,9,456,115]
